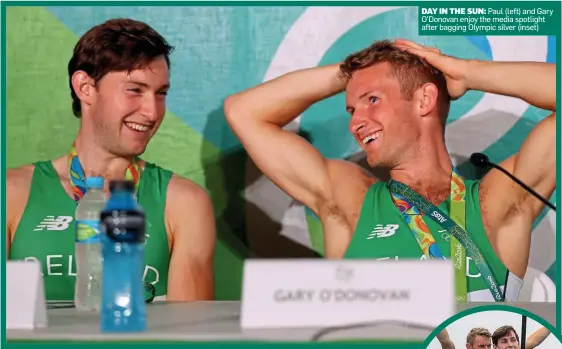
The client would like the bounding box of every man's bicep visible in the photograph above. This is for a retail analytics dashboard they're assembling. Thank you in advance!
[480,113,556,277]
[483,112,556,224]
[232,121,333,216]
[512,112,556,205]
[167,182,216,301]
[526,327,550,349]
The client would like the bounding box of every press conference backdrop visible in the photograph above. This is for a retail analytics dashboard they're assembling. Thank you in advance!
[6,6,557,301]
[426,311,561,349]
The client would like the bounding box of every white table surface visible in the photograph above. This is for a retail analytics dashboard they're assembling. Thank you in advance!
[7,301,555,342]
[8,301,432,342]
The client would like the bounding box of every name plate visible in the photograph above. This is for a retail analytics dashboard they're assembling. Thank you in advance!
[7,260,48,329]
[241,259,454,329]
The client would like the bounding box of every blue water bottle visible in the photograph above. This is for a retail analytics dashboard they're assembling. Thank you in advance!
[100,180,146,332]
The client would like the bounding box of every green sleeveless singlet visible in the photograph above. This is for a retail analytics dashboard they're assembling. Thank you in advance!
[9,160,173,301]
[344,180,523,302]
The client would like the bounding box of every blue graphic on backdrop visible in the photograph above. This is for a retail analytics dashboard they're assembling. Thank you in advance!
[547,36,557,63]
[466,36,492,59]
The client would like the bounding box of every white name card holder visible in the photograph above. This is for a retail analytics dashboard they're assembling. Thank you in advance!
[241,259,455,330]
[7,260,48,329]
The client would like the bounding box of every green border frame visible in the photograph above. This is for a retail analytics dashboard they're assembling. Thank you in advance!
[5,343,419,348]
[2,1,560,347]
[2,0,8,346]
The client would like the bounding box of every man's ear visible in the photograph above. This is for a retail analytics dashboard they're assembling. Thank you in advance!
[417,82,439,117]
[71,71,96,109]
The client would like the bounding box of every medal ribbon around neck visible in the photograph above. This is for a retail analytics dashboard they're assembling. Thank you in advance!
[388,168,503,302]
[68,143,141,202]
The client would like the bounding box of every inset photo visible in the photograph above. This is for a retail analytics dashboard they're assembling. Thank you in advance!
[425,307,561,349]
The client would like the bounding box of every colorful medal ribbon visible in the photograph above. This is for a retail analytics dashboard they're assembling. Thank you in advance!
[388,168,503,302]
[68,143,141,202]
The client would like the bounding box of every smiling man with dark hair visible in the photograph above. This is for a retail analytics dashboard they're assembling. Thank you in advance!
[7,18,216,302]
[493,325,550,349]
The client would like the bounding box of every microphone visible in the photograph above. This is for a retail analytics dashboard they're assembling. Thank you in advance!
[470,153,556,211]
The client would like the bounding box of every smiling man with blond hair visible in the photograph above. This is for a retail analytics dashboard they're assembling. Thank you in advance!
[225,38,555,302]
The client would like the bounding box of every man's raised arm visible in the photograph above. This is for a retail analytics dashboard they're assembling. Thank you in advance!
[224,64,347,216]
[465,60,555,112]
[463,56,556,277]
[463,58,556,221]
[394,39,556,277]
[436,329,455,349]
[526,327,551,349]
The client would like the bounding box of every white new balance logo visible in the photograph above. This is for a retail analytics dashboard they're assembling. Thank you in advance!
[367,224,399,239]
[34,216,73,231]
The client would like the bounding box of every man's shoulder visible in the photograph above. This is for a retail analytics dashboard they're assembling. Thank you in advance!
[7,156,65,198]
[7,164,36,192]
[141,161,210,205]
[6,164,37,227]
[476,154,517,210]
[326,158,379,190]
[327,158,370,172]
[164,174,214,234]
[7,163,35,175]
[166,174,212,207]
[322,158,378,223]
[326,158,378,184]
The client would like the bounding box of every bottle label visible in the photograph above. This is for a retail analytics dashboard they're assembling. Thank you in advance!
[76,220,101,243]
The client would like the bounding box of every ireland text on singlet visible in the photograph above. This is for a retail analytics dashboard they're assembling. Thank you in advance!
[344,180,523,302]
[9,161,172,301]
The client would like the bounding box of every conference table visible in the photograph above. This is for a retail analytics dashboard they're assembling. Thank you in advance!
[7,301,556,343]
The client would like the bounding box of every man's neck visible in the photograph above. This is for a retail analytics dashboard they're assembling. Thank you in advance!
[73,133,134,180]
[389,138,453,201]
